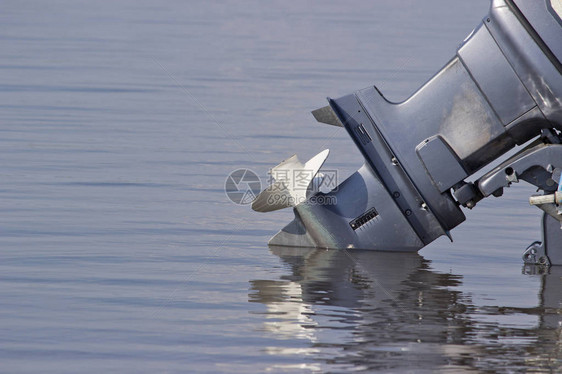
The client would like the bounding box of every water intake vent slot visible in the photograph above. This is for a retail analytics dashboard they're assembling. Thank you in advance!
[350,207,378,230]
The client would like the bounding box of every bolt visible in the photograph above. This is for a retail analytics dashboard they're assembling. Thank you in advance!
[405,209,412,216]
[393,191,400,198]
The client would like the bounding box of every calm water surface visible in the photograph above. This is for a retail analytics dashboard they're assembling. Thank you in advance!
[1,1,560,373]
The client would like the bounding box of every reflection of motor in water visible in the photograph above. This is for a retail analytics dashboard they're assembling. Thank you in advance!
[252,0,562,265]
[250,248,476,371]
[250,247,562,372]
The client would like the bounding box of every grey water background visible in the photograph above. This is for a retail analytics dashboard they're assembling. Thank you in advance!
[1,0,560,373]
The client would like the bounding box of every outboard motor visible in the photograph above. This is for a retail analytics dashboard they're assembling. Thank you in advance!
[252,0,562,265]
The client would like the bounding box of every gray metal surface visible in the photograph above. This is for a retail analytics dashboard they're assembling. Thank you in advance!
[488,0,562,126]
[311,106,343,127]
[269,164,425,251]
[256,0,562,261]
[458,23,536,125]
[478,143,562,197]
[416,136,468,193]
[523,212,562,266]
[511,0,562,71]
